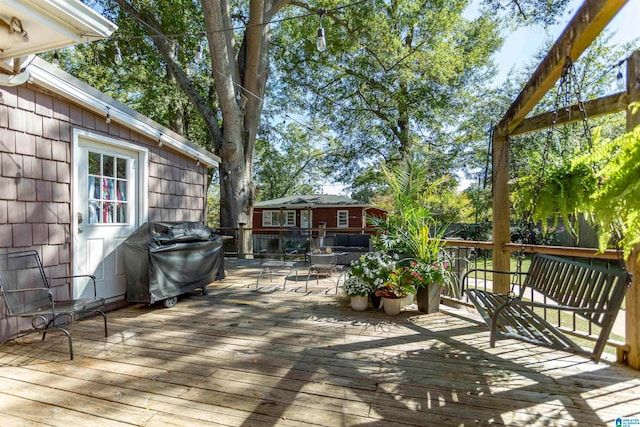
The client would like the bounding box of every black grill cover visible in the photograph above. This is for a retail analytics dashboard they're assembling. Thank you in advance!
[122,222,225,304]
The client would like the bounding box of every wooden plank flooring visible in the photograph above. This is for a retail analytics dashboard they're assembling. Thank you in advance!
[1,259,640,426]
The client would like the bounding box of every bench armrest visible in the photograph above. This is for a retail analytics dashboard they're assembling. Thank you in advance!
[461,268,528,289]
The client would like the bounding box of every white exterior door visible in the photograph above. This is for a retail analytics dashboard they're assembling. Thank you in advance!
[73,131,148,302]
[301,210,312,233]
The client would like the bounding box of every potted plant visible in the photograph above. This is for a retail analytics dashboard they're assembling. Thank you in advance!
[349,251,398,309]
[406,259,454,313]
[374,265,417,315]
[342,275,372,311]
[367,159,456,312]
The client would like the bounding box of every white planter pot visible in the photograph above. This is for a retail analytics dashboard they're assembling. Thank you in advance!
[381,297,402,315]
[401,294,414,307]
[350,295,369,311]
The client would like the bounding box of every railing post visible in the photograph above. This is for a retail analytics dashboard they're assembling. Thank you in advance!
[238,222,246,259]
[318,222,326,238]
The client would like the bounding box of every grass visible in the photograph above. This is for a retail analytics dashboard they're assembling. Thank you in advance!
[466,256,531,283]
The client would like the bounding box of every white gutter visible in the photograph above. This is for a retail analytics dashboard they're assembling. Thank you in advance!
[43,0,117,39]
[1,0,117,59]
[27,57,219,167]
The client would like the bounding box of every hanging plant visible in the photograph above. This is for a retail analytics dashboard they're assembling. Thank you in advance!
[572,121,640,260]
[530,159,597,237]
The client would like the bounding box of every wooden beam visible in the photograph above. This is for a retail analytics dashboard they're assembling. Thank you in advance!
[510,92,628,137]
[491,133,511,294]
[625,50,640,370]
[496,0,628,137]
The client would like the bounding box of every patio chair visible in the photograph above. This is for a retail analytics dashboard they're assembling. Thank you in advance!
[0,250,108,360]
[305,250,346,293]
[256,250,298,289]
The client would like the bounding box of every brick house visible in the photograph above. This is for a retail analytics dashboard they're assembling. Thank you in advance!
[253,194,386,232]
[252,195,386,261]
[1,1,219,340]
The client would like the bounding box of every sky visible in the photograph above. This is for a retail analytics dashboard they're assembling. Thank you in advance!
[322,0,640,196]
[493,0,640,84]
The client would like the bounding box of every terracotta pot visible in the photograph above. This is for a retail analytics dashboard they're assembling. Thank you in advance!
[416,282,442,313]
[381,297,402,315]
[350,295,369,311]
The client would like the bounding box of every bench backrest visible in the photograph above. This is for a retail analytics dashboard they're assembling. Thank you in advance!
[0,251,51,317]
[521,254,628,328]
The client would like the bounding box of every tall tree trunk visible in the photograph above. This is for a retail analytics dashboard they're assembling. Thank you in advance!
[112,0,286,256]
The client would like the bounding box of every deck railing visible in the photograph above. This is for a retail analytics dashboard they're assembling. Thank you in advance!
[217,225,627,356]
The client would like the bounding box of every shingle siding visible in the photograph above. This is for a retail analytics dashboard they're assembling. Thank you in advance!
[1,83,211,300]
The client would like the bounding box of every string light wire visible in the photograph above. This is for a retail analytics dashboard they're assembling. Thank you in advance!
[92,1,368,43]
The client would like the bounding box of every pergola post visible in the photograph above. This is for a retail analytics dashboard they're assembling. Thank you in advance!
[625,50,640,369]
[491,0,629,298]
[492,132,511,294]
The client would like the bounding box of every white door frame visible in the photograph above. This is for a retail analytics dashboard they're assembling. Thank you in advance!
[71,129,149,301]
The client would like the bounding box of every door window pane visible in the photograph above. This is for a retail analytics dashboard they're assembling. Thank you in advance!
[117,158,127,179]
[88,152,101,175]
[103,155,115,177]
[87,151,129,224]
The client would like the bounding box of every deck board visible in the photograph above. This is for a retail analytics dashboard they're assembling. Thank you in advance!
[1,259,640,426]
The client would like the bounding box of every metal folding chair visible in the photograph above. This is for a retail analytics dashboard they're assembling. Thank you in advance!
[0,250,107,360]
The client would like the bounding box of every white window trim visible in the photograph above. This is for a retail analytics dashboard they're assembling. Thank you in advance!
[262,210,296,227]
[337,210,349,228]
[284,210,296,227]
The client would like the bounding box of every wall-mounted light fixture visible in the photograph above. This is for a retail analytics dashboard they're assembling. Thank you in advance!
[105,106,111,124]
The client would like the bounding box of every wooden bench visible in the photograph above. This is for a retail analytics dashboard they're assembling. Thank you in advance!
[463,253,629,362]
[0,250,108,360]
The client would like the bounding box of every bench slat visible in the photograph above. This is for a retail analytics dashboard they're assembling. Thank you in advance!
[466,289,586,354]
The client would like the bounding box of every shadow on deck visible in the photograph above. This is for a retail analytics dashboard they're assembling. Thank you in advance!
[0,258,639,426]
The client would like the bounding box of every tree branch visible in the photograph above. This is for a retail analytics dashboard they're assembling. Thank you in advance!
[112,0,223,146]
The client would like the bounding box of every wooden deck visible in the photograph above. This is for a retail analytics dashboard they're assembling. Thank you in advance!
[1,259,640,426]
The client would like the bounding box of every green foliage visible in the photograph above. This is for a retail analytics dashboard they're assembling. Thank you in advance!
[481,0,571,26]
[270,0,503,191]
[349,251,399,289]
[341,276,372,296]
[62,0,212,151]
[368,159,447,264]
[376,265,417,298]
[206,188,220,228]
[254,121,325,201]
[508,33,638,236]
[527,158,597,236]
[573,123,640,259]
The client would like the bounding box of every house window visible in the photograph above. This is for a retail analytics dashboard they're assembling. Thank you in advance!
[262,210,296,227]
[284,211,296,226]
[337,210,349,228]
